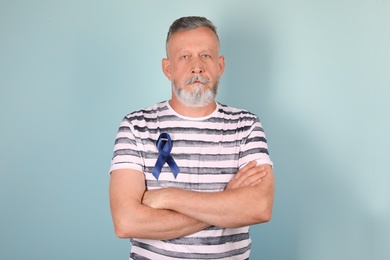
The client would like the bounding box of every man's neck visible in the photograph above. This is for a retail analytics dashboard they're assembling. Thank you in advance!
[168,98,217,118]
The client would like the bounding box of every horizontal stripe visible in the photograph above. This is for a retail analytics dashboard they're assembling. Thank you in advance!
[163,232,249,245]
[131,240,251,259]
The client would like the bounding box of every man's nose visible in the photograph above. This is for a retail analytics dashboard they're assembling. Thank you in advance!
[191,59,204,74]
[191,67,203,74]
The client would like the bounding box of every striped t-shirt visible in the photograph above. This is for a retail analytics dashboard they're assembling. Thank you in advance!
[110,100,273,260]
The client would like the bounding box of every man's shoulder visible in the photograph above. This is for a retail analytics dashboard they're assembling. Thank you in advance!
[124,101,169,120]
[217,102,258,119]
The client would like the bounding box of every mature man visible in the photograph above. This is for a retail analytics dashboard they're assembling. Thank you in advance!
[109,16,274,259]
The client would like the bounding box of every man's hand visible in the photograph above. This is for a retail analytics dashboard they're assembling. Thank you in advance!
[225,160,269,190]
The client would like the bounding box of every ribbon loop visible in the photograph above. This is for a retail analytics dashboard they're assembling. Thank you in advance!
[152,133,180,180]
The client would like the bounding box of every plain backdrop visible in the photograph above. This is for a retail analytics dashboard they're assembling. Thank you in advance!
[1,1,389,259]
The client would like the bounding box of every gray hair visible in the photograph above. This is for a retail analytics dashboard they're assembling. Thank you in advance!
[166,16,219,57]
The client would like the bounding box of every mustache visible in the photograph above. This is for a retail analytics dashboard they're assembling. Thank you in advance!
[183,75,211,85]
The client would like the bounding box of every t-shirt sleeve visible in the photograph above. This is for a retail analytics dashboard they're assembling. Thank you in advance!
[109,117,144,174]
[238,117,273,169]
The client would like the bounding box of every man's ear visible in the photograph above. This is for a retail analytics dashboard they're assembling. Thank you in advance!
[162,58,172,80]
[218,55,225,77]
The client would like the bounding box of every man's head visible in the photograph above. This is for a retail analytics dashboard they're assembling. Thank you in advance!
[162,16,225,108]
[165,16,220,58]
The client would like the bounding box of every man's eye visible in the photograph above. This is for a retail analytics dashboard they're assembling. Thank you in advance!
[202,54,210,59]
[181,55,189,59]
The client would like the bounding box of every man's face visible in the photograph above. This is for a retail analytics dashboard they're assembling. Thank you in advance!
[162,27,225,107]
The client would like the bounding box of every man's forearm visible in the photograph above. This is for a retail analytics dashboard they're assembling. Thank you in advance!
[158,186,272,228]
[110,169,210,240]
[143,165,275,228]
[113,203,210,240]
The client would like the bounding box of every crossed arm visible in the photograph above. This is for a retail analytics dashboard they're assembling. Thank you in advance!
[109,161,274,240]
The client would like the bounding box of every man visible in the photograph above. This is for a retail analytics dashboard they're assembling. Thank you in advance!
[109,16,274,259]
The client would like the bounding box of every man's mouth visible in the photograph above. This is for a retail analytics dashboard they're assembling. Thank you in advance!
[183,75,211,85]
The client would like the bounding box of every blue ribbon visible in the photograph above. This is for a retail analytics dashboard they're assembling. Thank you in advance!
[152,133,180,180]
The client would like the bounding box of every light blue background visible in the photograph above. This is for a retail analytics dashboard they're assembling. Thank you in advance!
[1,1,389,259]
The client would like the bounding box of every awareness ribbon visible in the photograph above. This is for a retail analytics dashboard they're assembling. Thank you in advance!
[152,133,180,180]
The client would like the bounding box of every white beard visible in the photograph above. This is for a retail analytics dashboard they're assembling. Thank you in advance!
[172,81,219,107]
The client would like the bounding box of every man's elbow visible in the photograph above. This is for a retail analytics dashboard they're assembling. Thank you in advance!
[253,205,273,224]
[114,224,130,239]
[115,228,129,239]
[113,220,137,239]
[229,208,272,228]
[258,209,273,223]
